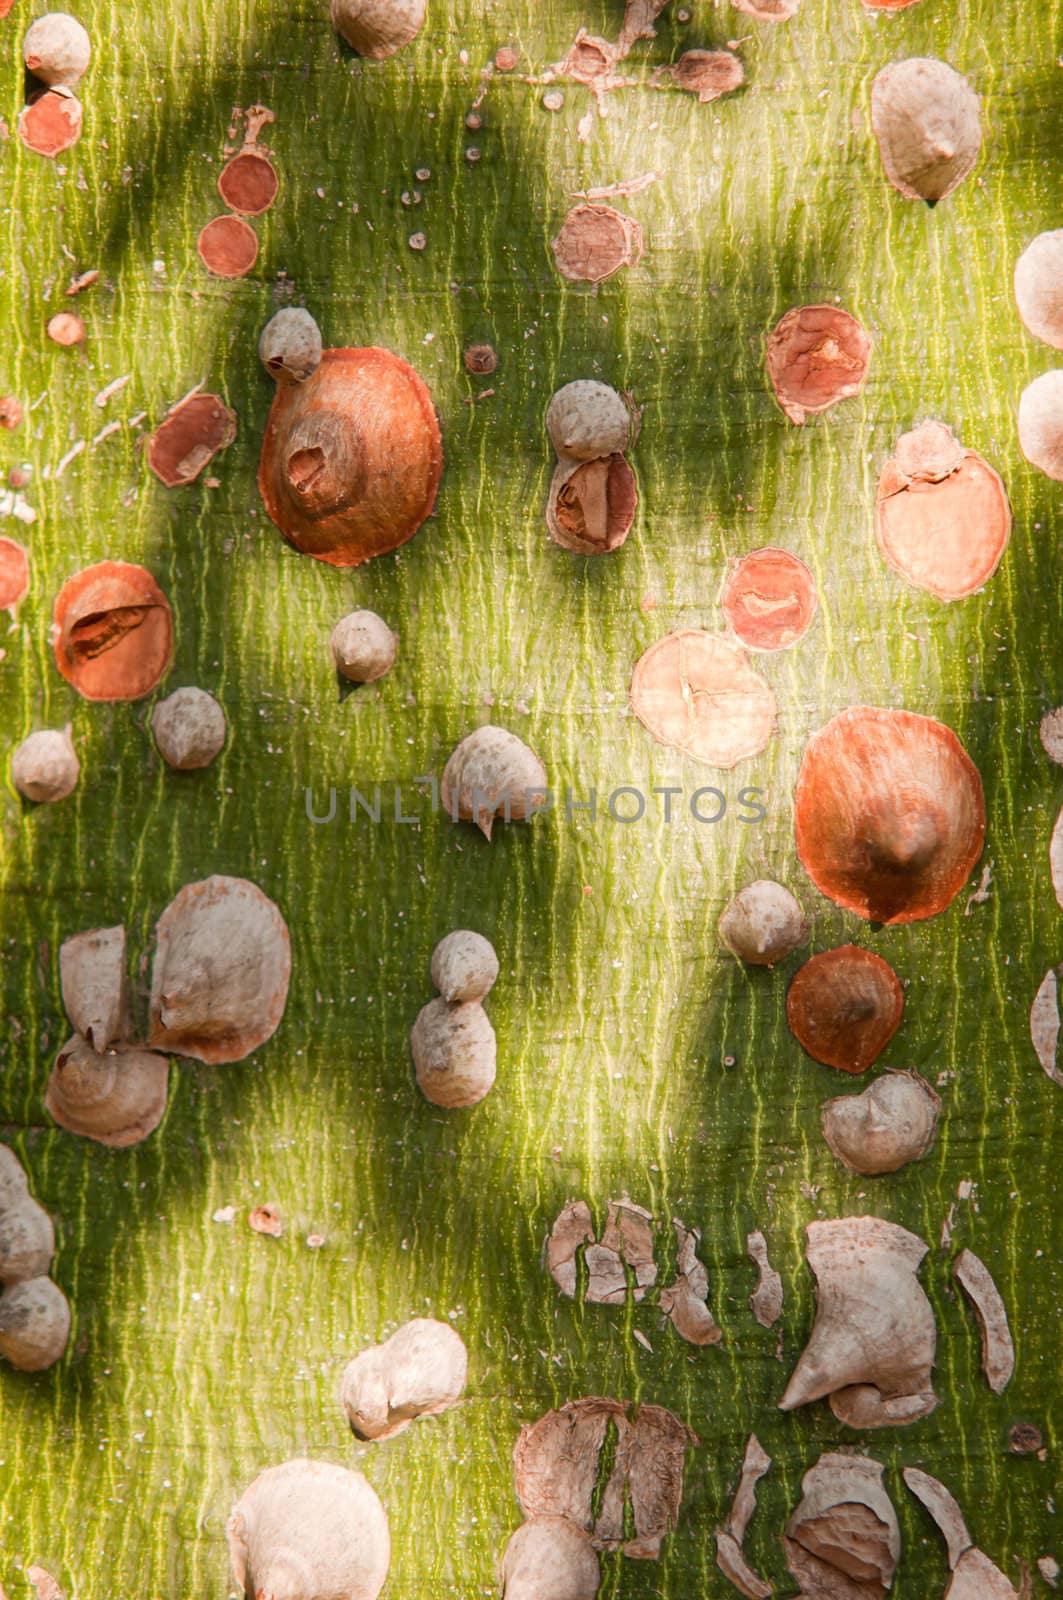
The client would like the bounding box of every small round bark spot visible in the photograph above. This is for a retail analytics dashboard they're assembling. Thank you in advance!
[630,630,776,768]
[46,311,85,346]
[871,57,982,202]
[464,342,497,374]
[552,203,644,283]
[17,88,82,157]
[258,346,442,567]
[0,538,30,611]
[495,45,518,70]
[875,421,1011,600]
[721,547,818,651]
[197,214,259,278]
[1015,230,1063,351]
[766,304,870,424]
[794,705,985,924]
[53,561,173,702]
[0,397,23,430]
[787,945,904,1073]
[217,150,279,216]
[1019,370,1063,482]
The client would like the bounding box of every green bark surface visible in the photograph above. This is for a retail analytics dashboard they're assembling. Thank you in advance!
[1,0,1061,1593]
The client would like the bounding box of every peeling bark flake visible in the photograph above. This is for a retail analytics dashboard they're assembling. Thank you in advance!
[1030,967,1063,1086]
[953,1248,1015,1394]
[660,1219,722,1345]
[746,1230,783,1327]
[716,1435,773,1599]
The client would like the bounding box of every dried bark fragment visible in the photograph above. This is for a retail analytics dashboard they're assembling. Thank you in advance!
[52,561,173,702]
[552,205,643,284]
[716,1435,773,1599]
[547,455,638,554]
[430,931,498,1003]
[721,547,818,651]
[623,1403,698,1559]
[218,150,278,215]
[821,1070,940,1174]
[411,997,496,1107]
[0,537,30,610]
[903,1468,1020,1599]
[794,706,985,925]
[149,875,291,1064]
[341,1318,467,1440]
[732,0,800,16]
[60,925,127,1053]
[151,687,227,770]
[659,49,744,104]
[197,214,259,278]
[513,1398,695,1559]
[499,1517,600,1600]
[0,1276,70,1371]
[609,1200,657,1300]
[583,1233,626,1304]
[630,631,776,769]
[862,0,924,7]
[787,946,904,1074]
[147,392,237,486]
[660,1219,721,1344]
[46,1035,170,1148]
[726,1434,772,1544]
[952,1248,1015,1394]
[780,1216,938,1428]
[11,728,79,803]
[746,1231,783,1328]
[258,346,442,567]
[23,13,91,84]
[785,1452,900,1600]
[227,1459,390,1600]
[441,726,547,840]
[870,58,981,202]
[1018,371,1063,482]
[18,88,82,158]
[875,421,1011,600]
[330,0,426,58]
[616,0,669,51]
[547,1200,596,1298]
[766,306,870,424]
[514,1398,624,1532]
[1029,966,1063,1088]
[720,881,808,967]
[1014,231,1063,351]
[331,610,398,683]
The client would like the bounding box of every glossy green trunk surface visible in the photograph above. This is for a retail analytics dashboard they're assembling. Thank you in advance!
[1,0,1061,1593]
